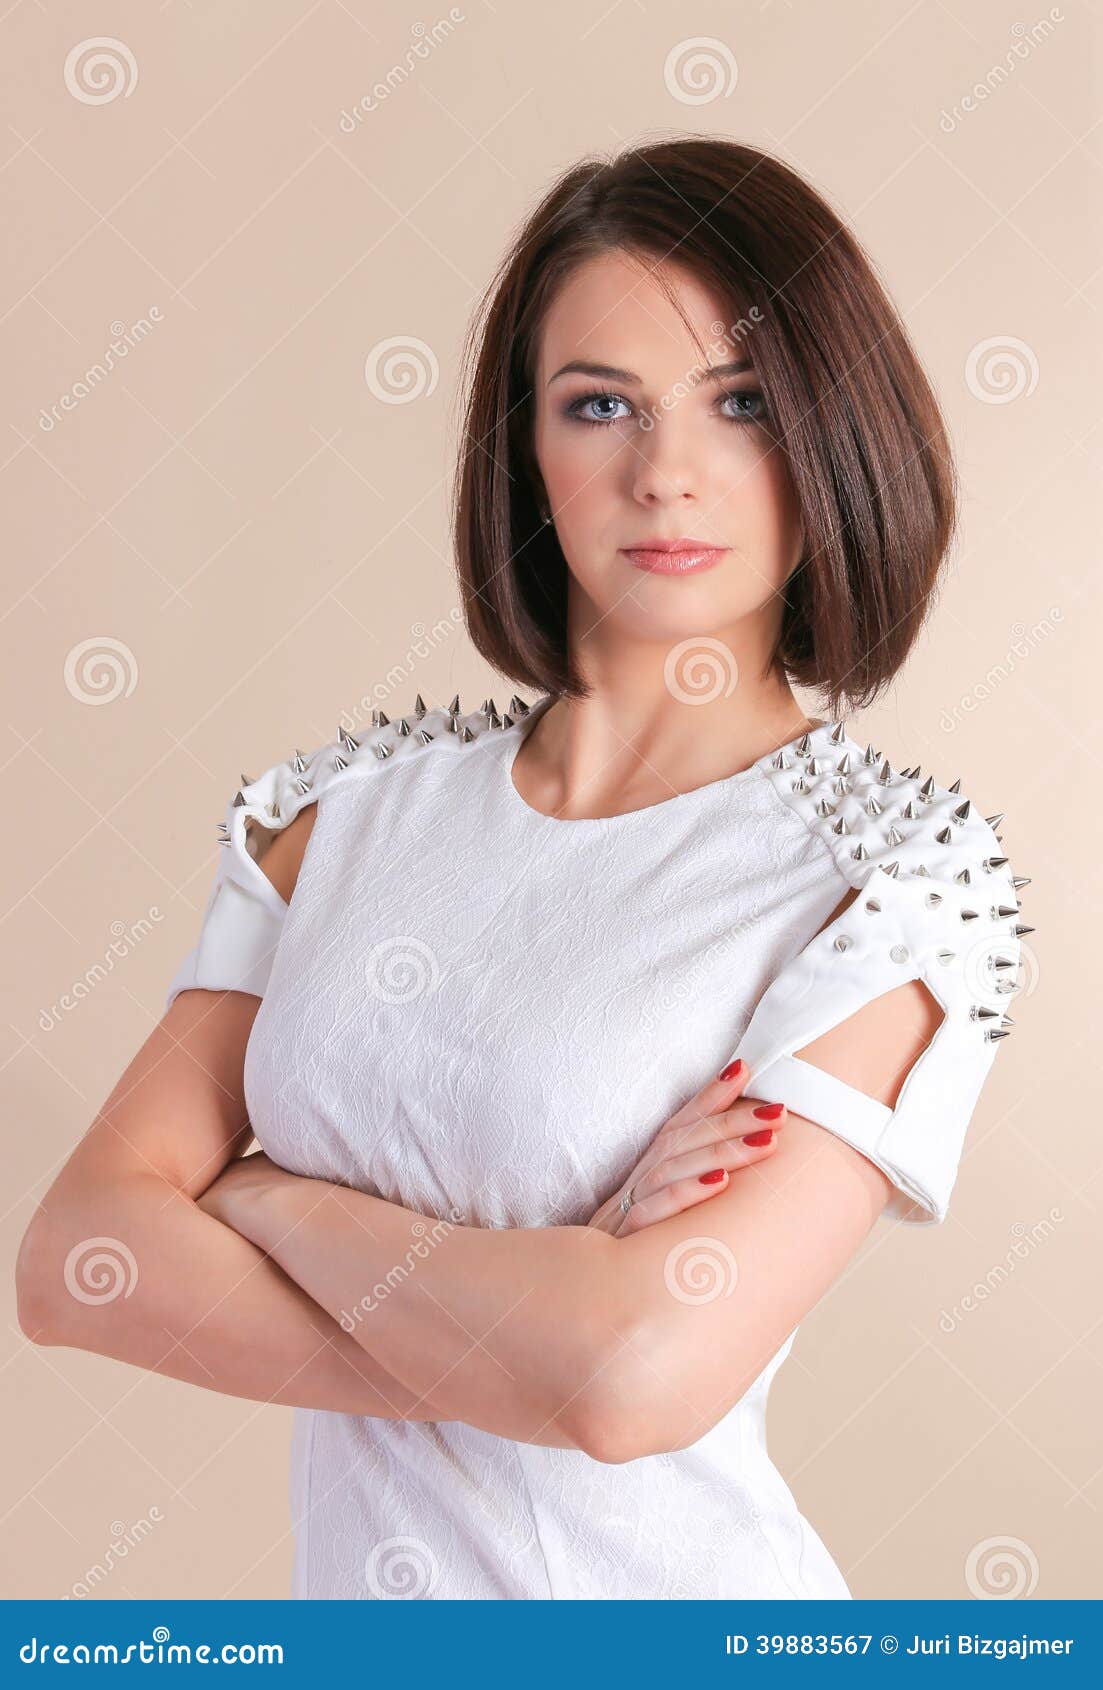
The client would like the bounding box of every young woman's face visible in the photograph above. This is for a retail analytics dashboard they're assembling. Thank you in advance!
[531,250,804,648]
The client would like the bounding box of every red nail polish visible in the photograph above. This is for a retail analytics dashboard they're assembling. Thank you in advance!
[718,1059,744,1081]
[699,1168,726,1184]
[743,1129,773,1147]
[753,1102,784,1120]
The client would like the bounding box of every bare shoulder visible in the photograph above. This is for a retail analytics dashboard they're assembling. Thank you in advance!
[254,802,318,904]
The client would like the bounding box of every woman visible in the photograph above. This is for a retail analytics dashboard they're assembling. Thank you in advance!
[17,138,1028,1600]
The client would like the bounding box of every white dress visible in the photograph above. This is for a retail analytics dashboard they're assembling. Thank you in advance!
[165,693,1025,1600]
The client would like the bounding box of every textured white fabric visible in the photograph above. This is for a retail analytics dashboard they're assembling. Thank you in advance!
[165,694,1022,1599]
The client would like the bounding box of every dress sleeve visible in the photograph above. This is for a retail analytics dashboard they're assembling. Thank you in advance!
[163,731,363,1013]
[729,748,1030,1226]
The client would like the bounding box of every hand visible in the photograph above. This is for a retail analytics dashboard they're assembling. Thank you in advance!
[587,1060,786,1238]
[195,1149,292,1228]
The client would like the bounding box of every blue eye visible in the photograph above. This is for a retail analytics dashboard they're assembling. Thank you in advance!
[564,387,768,428]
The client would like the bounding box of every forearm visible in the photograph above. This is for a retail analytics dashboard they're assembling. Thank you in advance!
[236,1175,631,1451]
[17,1173,453,1420]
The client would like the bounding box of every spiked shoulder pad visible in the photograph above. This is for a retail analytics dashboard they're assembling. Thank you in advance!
[733,721,1031,1225]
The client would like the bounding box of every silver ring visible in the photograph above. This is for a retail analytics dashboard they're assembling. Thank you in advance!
[619,1183,636,1217]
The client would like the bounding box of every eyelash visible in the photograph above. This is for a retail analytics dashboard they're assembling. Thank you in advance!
[564,387,768,428]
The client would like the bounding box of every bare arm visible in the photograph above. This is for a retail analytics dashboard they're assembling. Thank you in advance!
[14,977,466,1425]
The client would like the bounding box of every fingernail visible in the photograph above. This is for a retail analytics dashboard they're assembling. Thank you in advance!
[743,1129,773,1147]
[753,1102,784,1120]
[699,1168,727,1184]
[718,1059,744,1081]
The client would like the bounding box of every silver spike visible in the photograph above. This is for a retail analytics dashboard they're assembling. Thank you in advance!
[852,842,869,861]
[448,693,461,715]
[832,815,850,835]
[488,710,503,729]
[879,860,900,878]
[949,778,962,794]
[954,868,972,886]
[815,797,836,817]
[413,693,427,718]
[792,775,809,793]
[416,729,434,745]
[338,726,359,754]
[501,713,514,729]
[484,697,497,719]
[796,732,813,755]
[1011,875,1031,890]
[836,752,852,774]
[294,777,311,796]
[376,711,390,729]
[878,759,894,784]
[332,752,348,773]
[902,800,921,819]
[960,908,979,922]
[831,777,850,796]
[992,904,1019,919]
[510,694,530,716]
[865,897,882,912]
[935,826,953,845]
[984,1027,1012,1042]
[828,721,846,744]
[952,799,971,824]
[375,741,393,759]
[460,725,476,743]
[1002,1014,1016,1026]
[865,794,884,816]
[863,744,878,765]
[886,825,906,847]
[396,717,412,736]
[986,813,1004,829]
[919,775,937,801]
[992,957,1017,971]
[772,750,793,770]
[446,711,461,734]
[916,863,931,876]
[925,891,943,906]
[1012,923,1035,937]
[241,772,255,788]
[982,856,1009,872]
[292,749,308,774]
[233,790,247,808]
[970,1005,1002,1021]
[936,949,955,964]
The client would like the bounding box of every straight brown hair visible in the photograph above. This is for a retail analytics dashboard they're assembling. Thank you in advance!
[451,137,957,720]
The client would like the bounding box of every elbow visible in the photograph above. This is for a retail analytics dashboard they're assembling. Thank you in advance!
[565,1279,683,1465]
[15,1211,62,1345]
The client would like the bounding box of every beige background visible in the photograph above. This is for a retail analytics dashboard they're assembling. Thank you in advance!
[2,0,1099,1601]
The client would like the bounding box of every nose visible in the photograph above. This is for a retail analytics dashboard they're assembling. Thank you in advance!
[629,425,702,509]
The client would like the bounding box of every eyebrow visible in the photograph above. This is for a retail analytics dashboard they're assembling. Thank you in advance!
[546,357,754,386]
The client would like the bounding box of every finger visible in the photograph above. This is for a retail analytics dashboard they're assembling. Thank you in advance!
[657,1096,788,1160]
[615,1165,736,1235]
[646,1117,785,1188]
[659,1055,753,1140]
[611,1128,783,1237]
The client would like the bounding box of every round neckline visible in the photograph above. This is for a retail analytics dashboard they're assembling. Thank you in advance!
[500,693,826,829]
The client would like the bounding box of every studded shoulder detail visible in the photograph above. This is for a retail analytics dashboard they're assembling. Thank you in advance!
[734,719,1032,1226]
[164,692,535,1013]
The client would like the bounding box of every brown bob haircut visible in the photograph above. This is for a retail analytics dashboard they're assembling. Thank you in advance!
[451,137,957,720]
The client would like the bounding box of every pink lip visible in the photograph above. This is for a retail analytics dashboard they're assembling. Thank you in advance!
[621,545,728,575]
